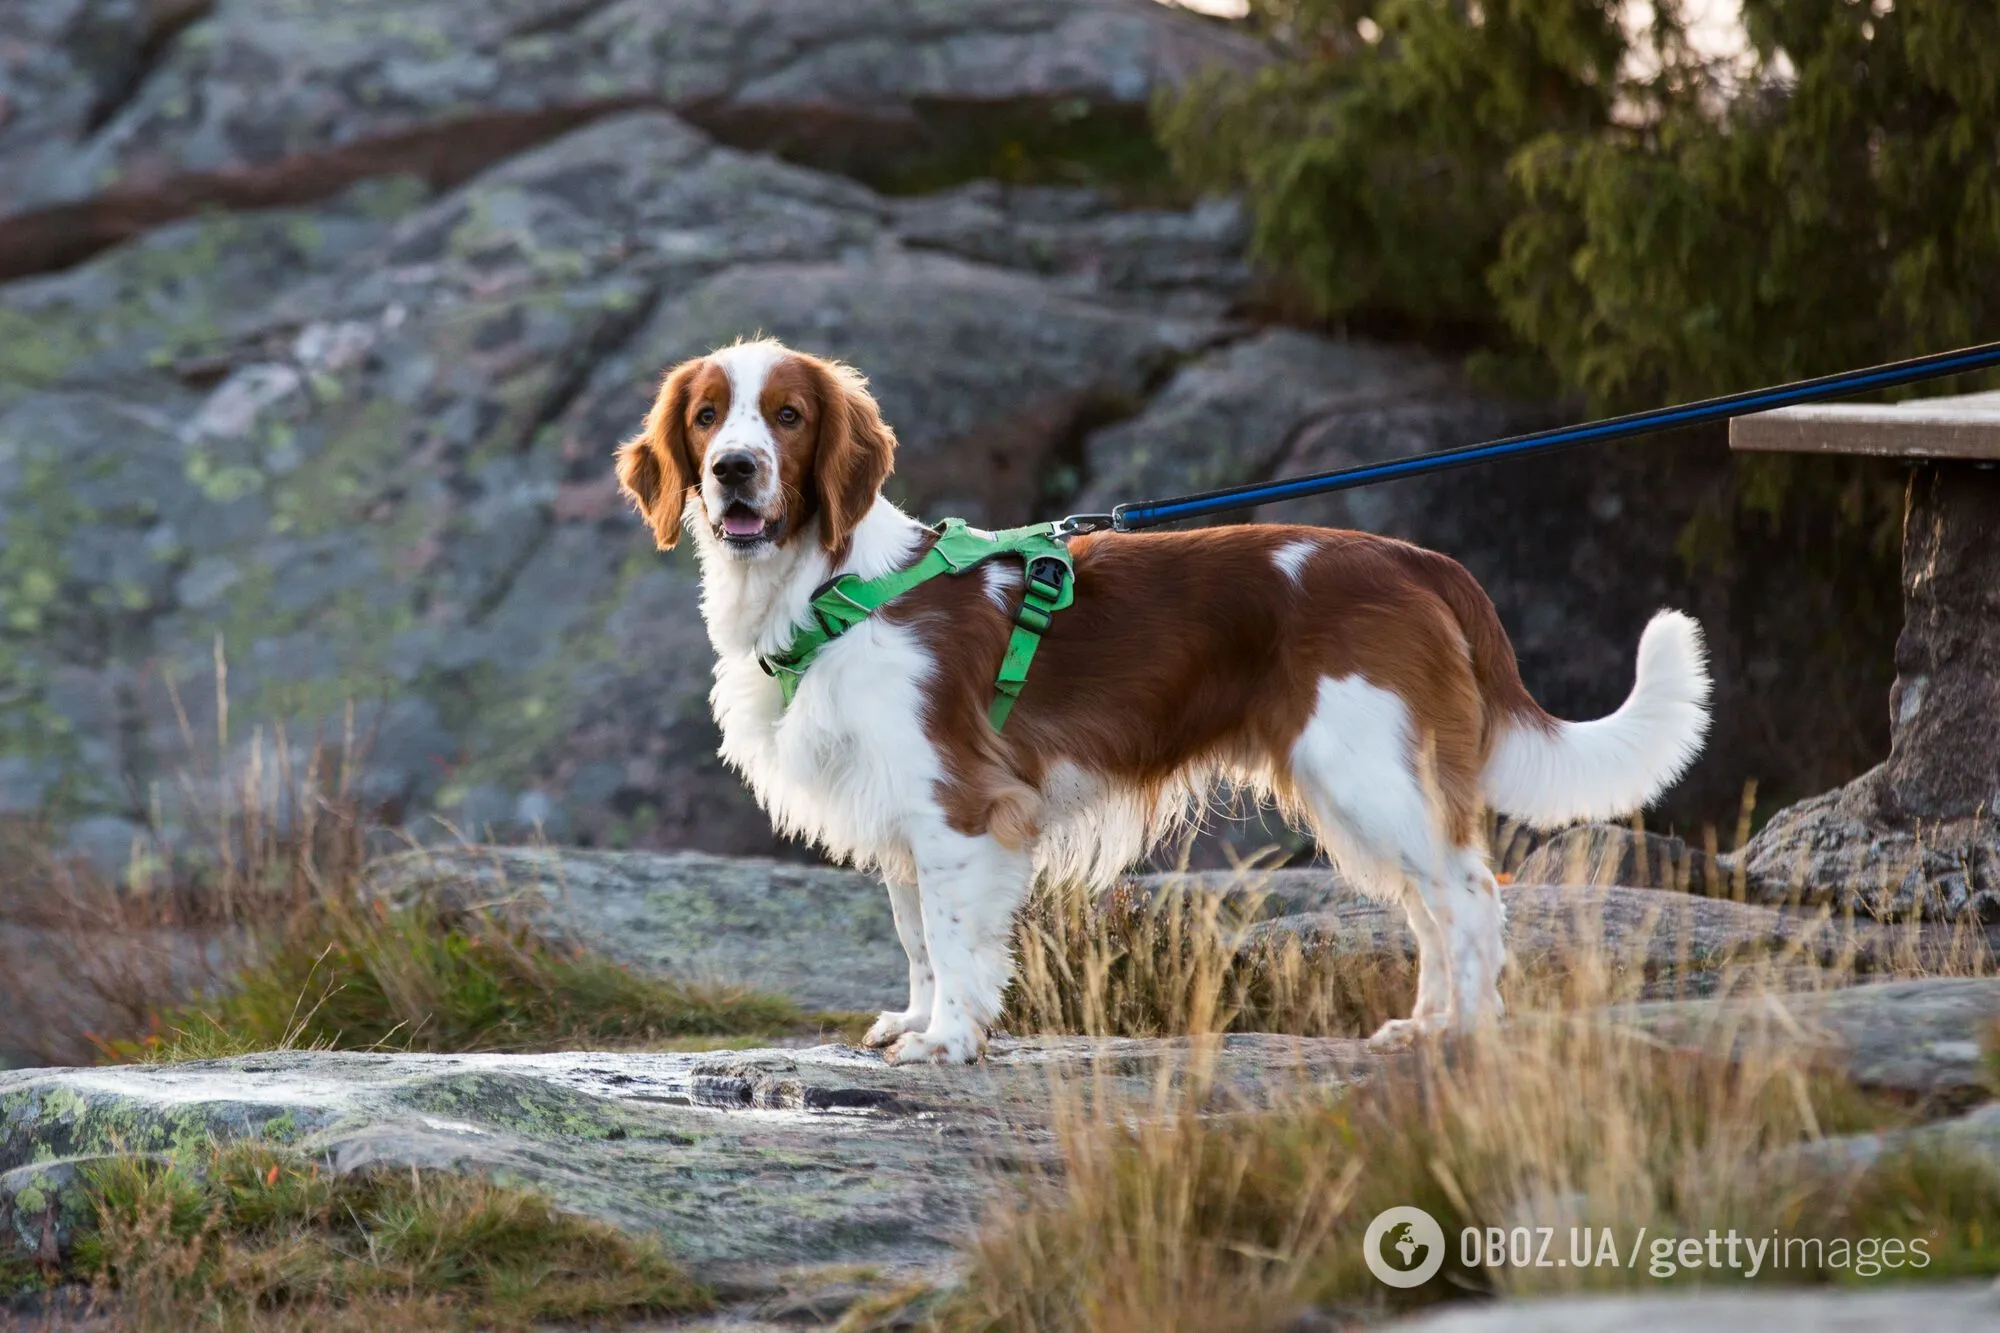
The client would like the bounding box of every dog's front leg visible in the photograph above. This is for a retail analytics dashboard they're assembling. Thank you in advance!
[863,876,935,1049]
[884,820,1032,1065]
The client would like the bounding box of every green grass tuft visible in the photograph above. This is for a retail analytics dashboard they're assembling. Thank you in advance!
[100,896,823,1062]
[1827,1145,2000,1282]
[72,1139,705,1331]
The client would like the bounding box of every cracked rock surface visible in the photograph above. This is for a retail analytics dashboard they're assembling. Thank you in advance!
[0,106,1241,860]
[0,0,1265,278]
[0,1036,1373,1291]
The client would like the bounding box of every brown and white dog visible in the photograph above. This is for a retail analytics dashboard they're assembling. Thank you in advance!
[616,338,1711,1064]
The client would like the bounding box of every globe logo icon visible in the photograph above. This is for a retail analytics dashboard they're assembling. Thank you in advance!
[1392,1224,1425,1267]
[1363,1206,1447,1287]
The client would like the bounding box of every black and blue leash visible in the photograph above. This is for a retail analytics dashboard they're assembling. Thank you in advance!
[1055,339,2000,535]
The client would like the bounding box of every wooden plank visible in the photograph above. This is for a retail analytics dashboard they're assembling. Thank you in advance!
[1730,392,2000,460]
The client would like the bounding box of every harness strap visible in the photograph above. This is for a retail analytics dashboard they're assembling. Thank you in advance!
[988,552,1070,730]
[759,518,1075,731]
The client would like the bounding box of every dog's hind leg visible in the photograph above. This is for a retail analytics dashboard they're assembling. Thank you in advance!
[863,876,936,1049]
[1369,847,1506,1044]
[886,818,1033,1065]
[1443,844,1506,1021]
[1314,818,1453,1024]
[1288,675,1475,1047]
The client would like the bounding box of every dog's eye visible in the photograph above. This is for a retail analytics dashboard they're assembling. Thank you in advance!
[775,405,801,427]
[695,405,717,428]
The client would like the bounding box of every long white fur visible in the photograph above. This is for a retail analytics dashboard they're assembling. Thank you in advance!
[1481,610,1712,828]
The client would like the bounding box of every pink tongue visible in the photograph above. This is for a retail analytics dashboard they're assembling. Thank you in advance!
[722,512,766,538]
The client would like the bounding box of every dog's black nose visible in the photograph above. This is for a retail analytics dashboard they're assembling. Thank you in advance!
[710,452,757,487]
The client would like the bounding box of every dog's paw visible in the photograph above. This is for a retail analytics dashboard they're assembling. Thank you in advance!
[862,1009,928,1050]
[884,1026,985,1066]
[1365,1017,1441,1051]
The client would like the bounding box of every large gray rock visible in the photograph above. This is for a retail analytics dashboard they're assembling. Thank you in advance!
[0,1036,1372,1294]
[0,109,1232,859]
[1735,774,2000,921]
[1795,1101,2000,1182]
[892,182,1252,306]
[1617,976,2000,1105]
[1071,328,1462,512]
[371,846,902,1013]
[4,979,1993,1316]
[0,0,1264,280]
[1514,825,1728,895]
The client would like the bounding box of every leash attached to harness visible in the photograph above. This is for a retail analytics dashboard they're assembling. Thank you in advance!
[1055,338,2000,534]
[759,518,1075,731]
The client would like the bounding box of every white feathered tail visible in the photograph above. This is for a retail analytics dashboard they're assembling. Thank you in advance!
[1481,611,1712,828]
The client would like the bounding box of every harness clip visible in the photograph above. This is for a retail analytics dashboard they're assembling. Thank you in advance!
[1052,512,1116,537]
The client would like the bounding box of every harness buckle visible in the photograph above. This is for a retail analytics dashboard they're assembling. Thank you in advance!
[1025,555,1068,597]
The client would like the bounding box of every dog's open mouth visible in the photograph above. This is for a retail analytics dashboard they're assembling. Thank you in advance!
[717,503,779,547]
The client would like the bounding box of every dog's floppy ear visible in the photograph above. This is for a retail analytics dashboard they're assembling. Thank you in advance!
[617,360,702,550]
[811,359,896,553]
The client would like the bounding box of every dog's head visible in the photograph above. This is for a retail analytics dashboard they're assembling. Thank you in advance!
[615,339,896,560]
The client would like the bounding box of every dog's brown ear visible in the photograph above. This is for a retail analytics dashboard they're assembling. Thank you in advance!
[617,361,702,550]
[811,360,896,553]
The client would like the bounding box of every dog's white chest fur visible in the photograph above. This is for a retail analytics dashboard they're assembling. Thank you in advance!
[701,501,940,881]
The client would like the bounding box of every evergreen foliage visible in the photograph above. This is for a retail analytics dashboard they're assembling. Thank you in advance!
[1162,0,2000,407]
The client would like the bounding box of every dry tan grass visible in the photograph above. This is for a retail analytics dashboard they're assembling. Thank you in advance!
[0,683,829,1066]
[887,829,2000,1333]
[0,714,375,1065]
[1002,775,1994,1049]
[1004,878,1414,1040]
[916,934,2000,1333]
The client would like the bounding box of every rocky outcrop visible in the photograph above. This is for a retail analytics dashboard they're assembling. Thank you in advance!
[1513,825,1728,894]
[372,845,908,1013]
[0,1036,1372,1293]
[0,0,1264,280]
[1617,976,2000,1106]
[1735,778,2000,921]
[0,107,1237,864]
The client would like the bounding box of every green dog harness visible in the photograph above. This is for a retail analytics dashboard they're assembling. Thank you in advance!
[758,518,1076,730]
